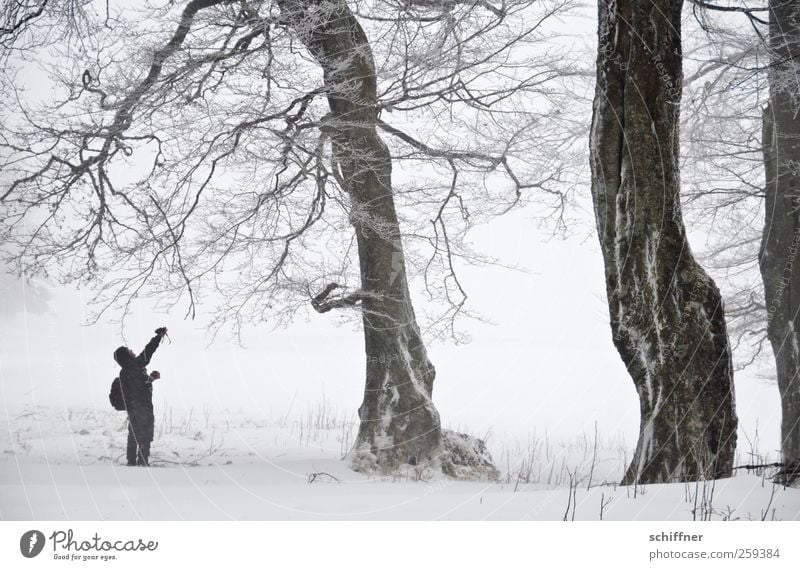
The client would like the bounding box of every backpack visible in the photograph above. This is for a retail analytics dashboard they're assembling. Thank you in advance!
[109,377,125,411]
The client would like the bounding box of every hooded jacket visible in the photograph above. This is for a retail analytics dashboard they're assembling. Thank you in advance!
[114,334,162,410]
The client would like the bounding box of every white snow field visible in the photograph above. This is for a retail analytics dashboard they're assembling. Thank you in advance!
[1,404,798,521]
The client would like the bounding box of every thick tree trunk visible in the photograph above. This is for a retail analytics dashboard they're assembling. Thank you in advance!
[589,0,737,484]
[760,0,800,464]
[278,0,441,472]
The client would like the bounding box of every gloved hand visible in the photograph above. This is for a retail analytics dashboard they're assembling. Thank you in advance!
[149,370,161,380]
[155,327,167,336]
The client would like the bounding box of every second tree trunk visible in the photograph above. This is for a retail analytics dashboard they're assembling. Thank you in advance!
[589,0,737,484]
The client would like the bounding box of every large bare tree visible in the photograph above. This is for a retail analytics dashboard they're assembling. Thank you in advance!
[589,0,737,484]
[0,0,578,474]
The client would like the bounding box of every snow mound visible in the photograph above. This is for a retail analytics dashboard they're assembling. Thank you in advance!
[440,430,499,481]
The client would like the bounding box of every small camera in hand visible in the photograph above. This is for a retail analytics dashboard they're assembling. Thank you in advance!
[155,327,167,336]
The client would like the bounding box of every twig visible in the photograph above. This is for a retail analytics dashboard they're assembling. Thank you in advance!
[761,484,778,521]
[587,421,598,490]
[307,472,341,484]
[733,462,785,471]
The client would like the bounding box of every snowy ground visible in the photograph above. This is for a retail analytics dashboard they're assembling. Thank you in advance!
[1,404,798,521]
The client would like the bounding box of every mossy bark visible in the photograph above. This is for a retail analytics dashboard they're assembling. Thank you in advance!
[589,0,737,484]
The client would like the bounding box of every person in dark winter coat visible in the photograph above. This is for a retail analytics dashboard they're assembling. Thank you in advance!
[113,327,167,466]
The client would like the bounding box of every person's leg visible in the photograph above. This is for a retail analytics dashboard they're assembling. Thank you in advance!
[137,408,155,466]
[126,416,137,466]
[128,407,148,466]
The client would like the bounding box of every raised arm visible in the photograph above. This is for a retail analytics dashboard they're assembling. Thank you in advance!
[136,327,167,366]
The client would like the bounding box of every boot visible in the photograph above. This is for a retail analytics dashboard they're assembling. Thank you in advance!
[137,442,150,466]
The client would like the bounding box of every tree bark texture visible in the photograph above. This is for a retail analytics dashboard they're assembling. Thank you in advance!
[760,0,800,463]
[278,0,441,473]
[589,0,737,484]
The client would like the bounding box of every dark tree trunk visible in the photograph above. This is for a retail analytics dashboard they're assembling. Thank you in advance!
[760,0,800,464]
[589,0,737,484]
[278,0,441,473]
